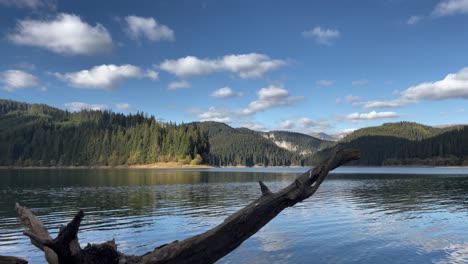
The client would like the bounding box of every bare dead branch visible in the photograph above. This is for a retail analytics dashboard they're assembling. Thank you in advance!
[258,181,272,196]
[0,255,28,264]
[15,203,58,264]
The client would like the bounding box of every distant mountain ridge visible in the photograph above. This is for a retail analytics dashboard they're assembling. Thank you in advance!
[191,121,332,166]
[308,132,337,141]
[190,121,298,166]
[260,130,333,155]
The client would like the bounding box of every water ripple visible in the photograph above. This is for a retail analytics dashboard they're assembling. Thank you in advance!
[1,169,468,263]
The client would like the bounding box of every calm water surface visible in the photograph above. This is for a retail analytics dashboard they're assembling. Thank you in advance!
[1,167,468,263]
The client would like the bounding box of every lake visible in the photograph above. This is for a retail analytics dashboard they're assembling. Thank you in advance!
[1,167,468,263]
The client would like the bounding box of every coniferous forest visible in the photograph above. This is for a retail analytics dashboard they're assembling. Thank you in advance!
[340,123,468,166]
[193,122,314,167]
[0,99,209,166]
[1,99,468,167]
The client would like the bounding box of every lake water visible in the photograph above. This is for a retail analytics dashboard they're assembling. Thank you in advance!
[1,167,468,263]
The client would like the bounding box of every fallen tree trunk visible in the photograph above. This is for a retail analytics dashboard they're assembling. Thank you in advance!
[15,146,359,264]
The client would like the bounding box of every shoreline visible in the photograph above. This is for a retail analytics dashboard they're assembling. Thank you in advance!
[1,164,467,170]
[0,162,214,170]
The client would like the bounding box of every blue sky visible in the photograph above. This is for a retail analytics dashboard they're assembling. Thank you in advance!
[0,0,467,134]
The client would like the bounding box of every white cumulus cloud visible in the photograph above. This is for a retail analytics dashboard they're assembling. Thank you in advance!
[159,53,285,79]
[241,122,267,131]
[363,98,414,109]
[241,85,304,115]
[279,120,295,130]
[346,111,400,121]
[168,80,190,89]
[0,70,40,92]
[211,87,242,98]
[190,85,303,125]
[0,0,55,9]
[278,118,332,132]
[115,103,130,111]
[433,0,468,16]
[64,102,108,112]
[345,95,361,103]
[8,13,112,56]
[196,106,232,123]
[124,15,174,42]
[401,67,468,100]
[54,64,158,90]
[342,128,358,134]
[364,67,468,109]
[297,118,316,128]
[407,15,423,25]
[302,26,340,45]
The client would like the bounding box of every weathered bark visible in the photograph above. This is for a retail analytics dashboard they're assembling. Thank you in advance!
[0,255,28,264]
[15,203,58,264]
[15,146,359,264]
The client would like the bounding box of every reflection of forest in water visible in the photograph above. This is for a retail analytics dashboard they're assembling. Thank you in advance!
[2,170,468,226]
[1,169,468,263]
[2,170,468,221]
[0,169,297,220]
[331,173,468,215]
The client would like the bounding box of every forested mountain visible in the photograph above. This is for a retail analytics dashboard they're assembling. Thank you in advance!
[321,122,468,166]
[191,122,308,166]
[0,99,209,166]
[341,122,445,142]
[0,100,332,167]
[2,100,467,167]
